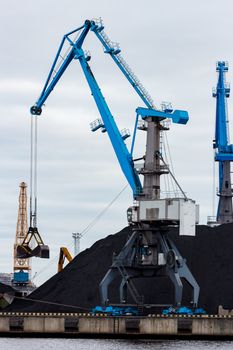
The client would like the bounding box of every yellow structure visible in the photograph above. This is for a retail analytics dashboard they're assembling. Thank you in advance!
[58,247,73,273]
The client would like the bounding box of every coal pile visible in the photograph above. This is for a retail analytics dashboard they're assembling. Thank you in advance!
[0,283,16,309]
[6,224,233,314]
[0,283,15,294]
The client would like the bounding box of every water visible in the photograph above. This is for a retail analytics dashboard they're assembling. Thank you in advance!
[0,339,232,350]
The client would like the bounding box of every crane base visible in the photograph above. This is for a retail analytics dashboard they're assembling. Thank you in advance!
[99,226,199,307]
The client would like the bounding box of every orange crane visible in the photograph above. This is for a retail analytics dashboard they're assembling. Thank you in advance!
[57,247,73,273]
[13,182,31,286]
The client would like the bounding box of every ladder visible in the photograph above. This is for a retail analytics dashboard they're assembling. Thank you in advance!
[92,18,155,109]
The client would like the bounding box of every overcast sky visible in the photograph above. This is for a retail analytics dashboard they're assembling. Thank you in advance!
[1,0,233,286]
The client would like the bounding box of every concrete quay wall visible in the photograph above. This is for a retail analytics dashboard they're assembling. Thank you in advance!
[0,313,233,337]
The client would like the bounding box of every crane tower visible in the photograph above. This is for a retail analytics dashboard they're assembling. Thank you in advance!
[72,232,82,257]
[212,62,233,224]
[13,182,31,287]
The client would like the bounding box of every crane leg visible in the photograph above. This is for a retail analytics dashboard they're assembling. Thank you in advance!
[166,236,200,307]
[119,278,127,303]
[167,269,183,307]
[99,268,119,305]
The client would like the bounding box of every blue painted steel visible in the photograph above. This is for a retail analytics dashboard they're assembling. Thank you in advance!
[170,110,189,124]
[130,113,139,156]
[76,48,142,196]
[30,20,142,196]
[215,153,233,161]
[214,62,230,150]
[136,107,189,124]
[162,306,206,315]
[213,61,233,218]
[30,19,189,198]
[31,21,92,114]
[13,271,29,283]
[90,21,153,109]
[91,305,139,316]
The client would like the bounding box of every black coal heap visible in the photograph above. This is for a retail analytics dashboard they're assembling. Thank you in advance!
[0,283,15,294]
[6,224,233,314]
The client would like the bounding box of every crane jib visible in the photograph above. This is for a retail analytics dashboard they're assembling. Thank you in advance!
[30,19,189,200]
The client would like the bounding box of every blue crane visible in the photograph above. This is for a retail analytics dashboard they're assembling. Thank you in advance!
[27,19,199,308]
[31,19,187,197]
[213,61,233,224]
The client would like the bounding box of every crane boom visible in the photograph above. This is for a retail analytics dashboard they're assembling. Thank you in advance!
[31,21,92,115]
[78,49,142,195]
[30,19,147,196]
[90,19,155,109]
[30,19,188,197]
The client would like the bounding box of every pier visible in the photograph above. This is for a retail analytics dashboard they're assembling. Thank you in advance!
[0,313,233,338]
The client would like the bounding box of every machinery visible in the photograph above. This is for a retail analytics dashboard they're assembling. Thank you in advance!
[16,106,49,259]
[12,182,36,295]
[58,247,73,273]
[29,19,200,307]
[13,182,31,285]
[211,61,233,224]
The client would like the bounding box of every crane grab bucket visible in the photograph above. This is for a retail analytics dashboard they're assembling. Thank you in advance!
[16,244,49,259]
[16,227,49,259]
[31,244,50,259]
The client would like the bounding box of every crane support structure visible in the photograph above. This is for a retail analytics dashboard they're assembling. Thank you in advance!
[13,182,31,285]
[30,19,199,308]
[213,61,233,224]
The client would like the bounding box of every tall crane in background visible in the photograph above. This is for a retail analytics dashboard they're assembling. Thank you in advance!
[16,119,49,259]
[72,232,82,257]
[212,62,233,224]
[12,182,32,292]
[28,19,200,308]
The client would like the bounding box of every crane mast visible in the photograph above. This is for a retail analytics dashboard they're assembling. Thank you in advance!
[13,182,32,291]
[100,107,199,308]
[213,61,233,224]
[29,19,200,308]
[142,118,162,199]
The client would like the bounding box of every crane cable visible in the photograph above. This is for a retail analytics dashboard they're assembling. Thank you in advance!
[32,183,129,281]
[14,295,90,311]
[212,150,216,217]
[157,151,187,200]
[80,183,128,238]
[161,130,179,198]
[29,114,38,229]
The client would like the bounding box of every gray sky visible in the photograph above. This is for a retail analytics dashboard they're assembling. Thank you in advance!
[1,0,233,285]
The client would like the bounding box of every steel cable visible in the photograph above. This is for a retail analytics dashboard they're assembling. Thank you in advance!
[32,183,129,282]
